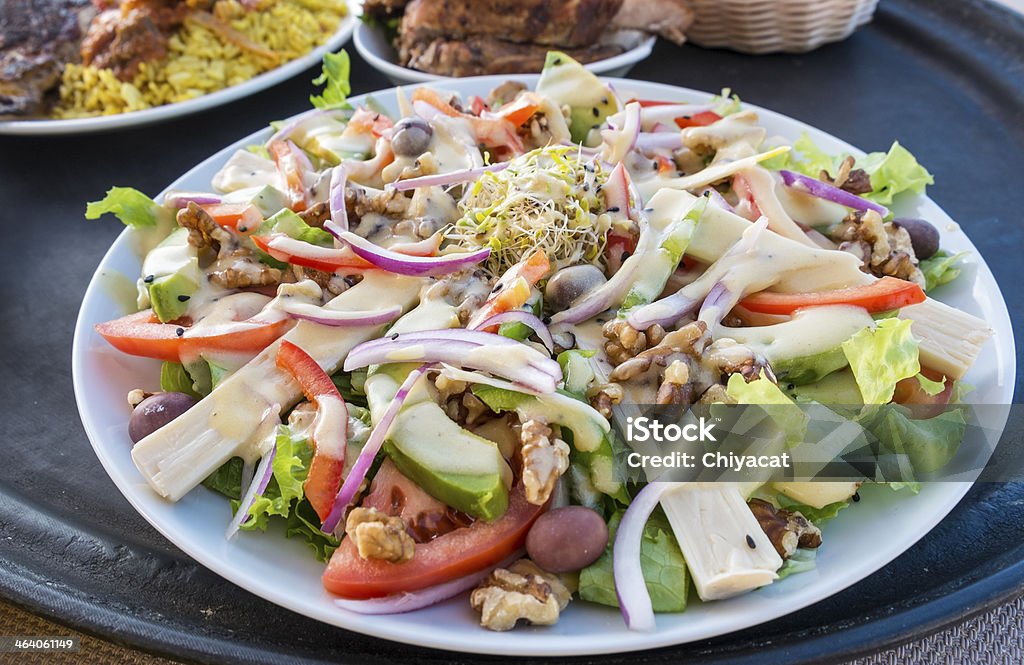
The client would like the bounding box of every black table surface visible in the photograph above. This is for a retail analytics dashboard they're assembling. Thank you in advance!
[2,0,1024,663]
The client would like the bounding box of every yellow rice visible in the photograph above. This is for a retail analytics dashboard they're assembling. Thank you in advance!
[53,0,347,118]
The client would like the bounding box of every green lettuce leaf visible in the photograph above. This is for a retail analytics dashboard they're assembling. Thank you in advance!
[471,384,536,412]
[726,371,808,446]
[579,509,688,613]
[857,142,934,205]
[557,349,596,398]
[792,133,839,177]
[85,187,171,228]
[919,250,968,292]
[775,548,817,581]
[858,405,967,474]
[202,457,244,500]
[159,361,202,399]
[310,50,351,110]
[841,318,920,405]
[711,88,741,116]
[286,498,341,562]
[258,208,334,247]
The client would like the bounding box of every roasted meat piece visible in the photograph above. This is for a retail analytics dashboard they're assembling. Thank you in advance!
[80,0,189,81]
[398,0,623,51]
[0,0,96,118]
[610,0,693,45]
[404,37,624,77]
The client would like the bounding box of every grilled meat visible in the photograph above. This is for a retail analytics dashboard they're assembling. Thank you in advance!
[610,0,693,45]
[405,37,623,77]
[81,0,189,81]
[0,0,95,118]
[398,0,623,51]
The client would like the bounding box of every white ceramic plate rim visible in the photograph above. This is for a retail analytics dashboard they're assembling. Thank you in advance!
[0,4,358,136]
[73,75,1016,656]
[352,19,656,84]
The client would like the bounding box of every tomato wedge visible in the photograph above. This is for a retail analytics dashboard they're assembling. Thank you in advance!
[675,110,722,129]
[495,96,541,128]
[411,88,524,154]
[200,203,262,233]
[893,367,955,419]
[323,479,545,599]
[739,277,926,315]
[269,140,311,212]
[95,309,290,362]
[251,234,374,273]
[276,340,347,522]
[346,107,394,138]
[468,249,551,330]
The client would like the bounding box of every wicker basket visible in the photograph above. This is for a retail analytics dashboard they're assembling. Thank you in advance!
[686,0,880,54]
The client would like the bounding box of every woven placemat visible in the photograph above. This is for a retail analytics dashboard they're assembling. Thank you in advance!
[2,593,1022,664]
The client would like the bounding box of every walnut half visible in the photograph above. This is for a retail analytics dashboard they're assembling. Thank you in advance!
[747,499,822,559]
[470,559,571,631]
[520,420,570,506]
[345,507,415,563]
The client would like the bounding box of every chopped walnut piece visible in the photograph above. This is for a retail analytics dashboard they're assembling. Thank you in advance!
[519,419,570,505]
[297,201,330,228]
[602,319,666,365]
[177,202,282,289]
[587,382,623,419]
[127,389,154,408]
[819,156,873,195]
[345,507,416,563]
[831,209,925,287]
[747,498,822,559]
[470,559,571,631]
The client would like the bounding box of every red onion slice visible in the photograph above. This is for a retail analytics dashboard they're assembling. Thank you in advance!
[334,551,523,615]
[703,187,735,213]
[328,165,348,232]
[472,310,555,352]
[635,132,683,152]
[225,405,281,539]
[697,281,738,328]
[320,364,432,534]
[325,223,490,277]
[614,482,678,631]
[282,301,403,327]
[779,169,889,217]
[386,163,510,192]
[165,191,222,208]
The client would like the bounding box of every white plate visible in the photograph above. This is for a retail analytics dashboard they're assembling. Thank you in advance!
[0,5,358,136]
[353,19,656,86]
[73,76,1016,656]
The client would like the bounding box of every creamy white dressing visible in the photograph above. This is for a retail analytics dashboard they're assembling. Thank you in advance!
[312,395,347,459]
[212,149,281,193]
[716,305,873,362]
[429,114,484,172]
[389,402,508,477]
[738,166,817,246]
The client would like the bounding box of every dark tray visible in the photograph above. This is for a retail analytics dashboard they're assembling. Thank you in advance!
[2,0,1023,663]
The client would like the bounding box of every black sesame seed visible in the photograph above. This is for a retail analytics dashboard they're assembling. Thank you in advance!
[491,282,502,294]
[600,97,608,105]
[552,57,562,65]
[607,206,620,213]
[175,327,185,337]
[238,226,247,233]
[702,190,711,198]
[344,276,358,286]
[177,295,190,302]
[852,492,861,503]
[143,275,155,283]
[644,207,653,212]
[621,250,631,261]
[746,534,756,549]
[787,383,795,391]
[592,107,600,117]
[389,333,399,340]
[651,161,658,170]
[542,316,552,324]
[681,115,691,120]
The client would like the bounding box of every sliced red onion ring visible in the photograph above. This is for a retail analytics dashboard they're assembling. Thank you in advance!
[259,234,362,267]
[320,364,432,534]
[225,447,275,540]
[472,310,555,352]
[614,482,678,631]
[703,187,735,213]
[387,162,510,192]
[697,281,737,328]
[634,132,683,152]
[334,550,523,615]
[328,165,348,232]
[267,107,346,146]
[165,191,222,208]
[639,104,714,130]
[437,364,543,396]
[325,223,490,277]
[625,291,699,330]
[282,301,403,327]
[343,330,559,392]
[779,169,889,217]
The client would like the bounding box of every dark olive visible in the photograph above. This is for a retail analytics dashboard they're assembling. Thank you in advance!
[526,506,609,573]
[893,217,940,260]
[544,265,607,310]
[128,392,197,443]
[391,117,433,157]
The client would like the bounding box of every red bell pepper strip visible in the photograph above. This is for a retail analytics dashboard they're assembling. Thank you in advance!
[200,203,263,234]
[276,340,347,523]
[739,277,927,315]
[269,140,311,212]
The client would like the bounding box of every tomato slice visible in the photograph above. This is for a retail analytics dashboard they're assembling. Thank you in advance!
[323,476,545,599]
[468,249,550,330]
[893,367,954,419]
[269,140,311,212]
[674,110,722,129]
[346,108,395,138]
[495,96,541,128]
[411,88,525,154]
[95,309,290,362]
[277,340,347,522]
[739,277,927,315]
[200,203,262,234]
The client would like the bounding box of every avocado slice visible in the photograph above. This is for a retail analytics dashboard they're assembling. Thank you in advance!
[257,208,334,246]
[536,52,618,144]
[787,369,864,405]
[224,184,289,218]
[383,401,511,521]
[774,347,851,386]
[142,227,201,322]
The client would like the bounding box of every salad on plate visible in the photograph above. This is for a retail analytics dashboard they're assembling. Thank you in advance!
[84,51,993,633]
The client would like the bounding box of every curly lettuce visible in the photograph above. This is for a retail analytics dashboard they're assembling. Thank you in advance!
[86,187,172,228]
[919,250,968,292]
[841,319,920,405]
[310,50,351,110]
